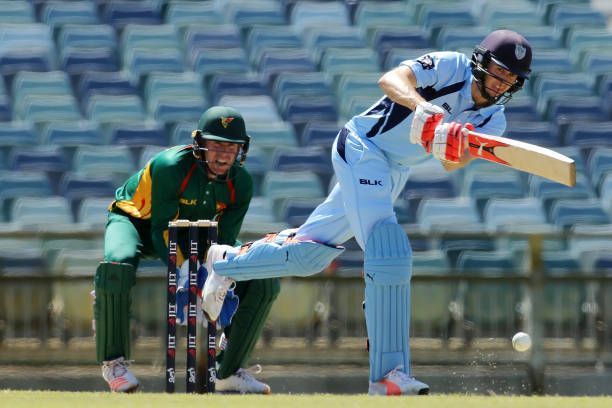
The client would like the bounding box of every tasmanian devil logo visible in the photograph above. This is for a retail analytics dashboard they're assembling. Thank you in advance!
[220,116,234,128]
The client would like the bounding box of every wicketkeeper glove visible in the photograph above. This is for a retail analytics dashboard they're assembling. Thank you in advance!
[176,261,239,329]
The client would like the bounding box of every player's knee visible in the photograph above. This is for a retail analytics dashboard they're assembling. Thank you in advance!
[95,262,136,293]
[364,222,412,285]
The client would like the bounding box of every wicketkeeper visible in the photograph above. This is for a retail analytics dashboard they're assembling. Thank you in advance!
[94,106,278,393]
[200,30,533,395]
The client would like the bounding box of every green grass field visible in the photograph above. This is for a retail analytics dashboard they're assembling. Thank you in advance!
[2,391,610,408]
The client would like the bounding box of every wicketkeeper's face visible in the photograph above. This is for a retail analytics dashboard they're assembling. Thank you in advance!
[203,140,240,176]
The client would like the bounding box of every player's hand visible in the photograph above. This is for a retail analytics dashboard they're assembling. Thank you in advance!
[432,122,474,163]
[409,101,445,152]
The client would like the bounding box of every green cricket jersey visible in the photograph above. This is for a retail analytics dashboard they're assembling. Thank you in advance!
[110,145,253,261]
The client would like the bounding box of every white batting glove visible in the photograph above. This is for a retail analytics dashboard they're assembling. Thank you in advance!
[432,122,474,163]
[409,101,445,152]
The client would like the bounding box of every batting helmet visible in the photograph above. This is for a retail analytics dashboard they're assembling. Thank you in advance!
[471,30,532,104]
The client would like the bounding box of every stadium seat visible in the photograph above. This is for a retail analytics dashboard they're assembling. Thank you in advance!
[297,121,339,149]
[530,49,574,75]
[0,170,52,221]
[78,71,137,103]
[484,198,548,231]
[190,48,250,77]
[123,47,184,79]
[9,146,69,173]
[225,0,285,26]
[39,121,103,147]
[529,174,593,213]
[549,4,607,33]
[505,121,560,147]
[138,145,167,168]
[587,148,612,188]
[217,95,282,124]
[247,120,299,151]
[435,27,490,50]
[0,122,37,148]
[121,24,181,54]
[257,48,317,84]
[41,1,99,27]
[102,0,162,29]
[416,4,476,33]
[302,26,367,61]
[0,0,34,23]
[60,46,119,75]
[245,25,302,59]
[57,23,117,50]
[402,170,455,223]
[369,27,431,57]
[462,172,525,215]
[77,197,111,229]
[164,1,222,25]
[11,196,73,226]
[262,170,325,214]
[169,122,195,146]
[279,197,322,227]
[86,94,147,123]
[241,196,288,234]
[279,95,338,126]
[72,145,135,182]
[417,197,482,232]
[550,198,610,229]
[103,121,169,147]
[208,73,267,104]
[319,47,379,74]
[58,172,116,212]
[353,1,415,31]
[270,146,332,177]
[183,24,242,53]
[564,121,612,149]
[290,1,350,33]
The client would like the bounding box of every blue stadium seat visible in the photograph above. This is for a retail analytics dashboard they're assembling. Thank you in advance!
[369,27,431,56]
[297,121,339,149]
[417,197,482,232]
[169,122,195,146]
[121,24,181,53]
[257,48,317,84]
[280,197,322,227]
[279,95,338,126]
[440,237,496,269]
[483,4,543,30]
[457,250,520,274]
[549,4,607,33]
[550,199,609,229]
[9,146,69,173]
[57,23,117,49]
[190,48,250,77]
[164,1,223,26]
[566,28,612,60]
[78,71,137,103]
[40,121,103,147]
[245,25,302,56]
[72,145,135,182]
[217,95,282,124]
[138,145,166,168]
[86,94,146,123]
[77,197,111,229]
[208,73,267,103]
[435,27,490,50]
[546,96,607,123]
[0,49,53,81]
[319,47,379,74]
[58,172,116,207]
[530,49,574,75]
[273,72,332,105]
[484,198,548,231]
[11,196,73,226]
[504,95,540,122]
[530,174,593,213]
[0,170,52,221]
[505,121,560,147]
[271,146,332,177]
[104,121,168,146]
[290,1,350,33]
[587,148,612,187]
[241,196,288,234]
[183,24,242,52]
[262,170,325,215]
[60,46,119,75]
[15,95,81,122]
[247,120,298,150]
[416,4,476,32]
[462,172,525,214]
[123,47,184,78]
[0,0,34,23]
[41,1,99,27]
[144,72,206,123]
[564,121,612,149]
[511,26,562,49]
[353,1,415,30]
[0,122,36,148]
[402,170,455,223]
[302,26,367,61]
[580,50,612,76]
[225,0,285,26]
[102,0,162,29]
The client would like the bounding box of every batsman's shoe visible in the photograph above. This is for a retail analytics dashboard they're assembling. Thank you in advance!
[215,365,271,394]
[102,357,139,393]
[202,244,236,322]
[368,366,429,396]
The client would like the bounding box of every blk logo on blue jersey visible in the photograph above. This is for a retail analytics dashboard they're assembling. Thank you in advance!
[360,178,382,186]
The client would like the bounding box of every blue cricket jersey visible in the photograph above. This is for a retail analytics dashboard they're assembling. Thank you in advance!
[345,51,507,166]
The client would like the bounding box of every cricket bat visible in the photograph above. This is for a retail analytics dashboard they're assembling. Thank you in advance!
[466,130,576,187]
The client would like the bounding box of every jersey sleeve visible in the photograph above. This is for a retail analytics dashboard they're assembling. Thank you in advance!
[217,169,253,246]
[149,155,182,262]
[401,51,467,90]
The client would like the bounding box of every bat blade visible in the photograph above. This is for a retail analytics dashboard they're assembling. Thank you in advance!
[467,131,576,187]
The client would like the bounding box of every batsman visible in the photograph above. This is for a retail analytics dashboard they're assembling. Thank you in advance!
[94,106,278,393]
[201,30,533,395]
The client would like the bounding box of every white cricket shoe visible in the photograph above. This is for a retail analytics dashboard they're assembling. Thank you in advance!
[368,365,429,396]
[201,244,236,322]
[102,357,139,393]
[215,364,271,394]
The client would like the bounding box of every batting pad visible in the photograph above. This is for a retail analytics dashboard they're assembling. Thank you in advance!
[214,230,344,280]
[94,262,136,363]
[364,222,412,382]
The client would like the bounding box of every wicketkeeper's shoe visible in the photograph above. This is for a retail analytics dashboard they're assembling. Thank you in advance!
[215,365,271,394]
[101,357,139,393]
[201,244,236,322]
[368,365,429,396]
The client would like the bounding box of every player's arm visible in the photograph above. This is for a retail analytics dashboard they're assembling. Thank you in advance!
[378,65,425,110]
[216,170,253,245]
[149,159,183,264]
